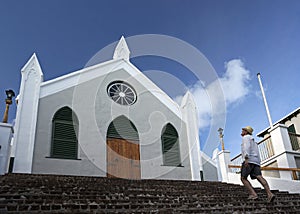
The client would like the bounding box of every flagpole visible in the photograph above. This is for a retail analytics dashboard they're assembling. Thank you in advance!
[257,73,273,128]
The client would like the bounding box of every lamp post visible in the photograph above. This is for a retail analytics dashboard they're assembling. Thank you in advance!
[2,89,15,123]
[218,128,225,151]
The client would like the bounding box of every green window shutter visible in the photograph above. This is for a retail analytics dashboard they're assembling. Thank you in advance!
[288,124,296,133]
[51,107,78,159]
[161,123,181,166]
[107,116,139,141]
[288,124,299,150]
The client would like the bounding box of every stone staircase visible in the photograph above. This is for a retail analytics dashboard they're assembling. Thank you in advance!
[0,173,300,213]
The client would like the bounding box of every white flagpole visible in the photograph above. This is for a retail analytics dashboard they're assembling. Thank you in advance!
[257,73,273,128]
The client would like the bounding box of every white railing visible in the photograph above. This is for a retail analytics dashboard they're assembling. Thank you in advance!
[229,134,300,180]
[258,136,274,161]
[230,136,275,173]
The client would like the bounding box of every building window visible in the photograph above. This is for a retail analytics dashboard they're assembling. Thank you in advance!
[288,124,296,133]
[107,115,139,141]
[107,81,137,106]
[288,124,300,151]
[161,123,182,167]
[51,107,78,159]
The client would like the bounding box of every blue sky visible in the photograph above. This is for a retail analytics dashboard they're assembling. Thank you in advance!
[1,0,300,158]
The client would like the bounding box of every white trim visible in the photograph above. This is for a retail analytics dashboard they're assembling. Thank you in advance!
[40,59,122,98]
[40,58,182,118]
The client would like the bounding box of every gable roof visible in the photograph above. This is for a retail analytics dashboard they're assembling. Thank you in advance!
[39,37,181,118]
[257,107,300,137]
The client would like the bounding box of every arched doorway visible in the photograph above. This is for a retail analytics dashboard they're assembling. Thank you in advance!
[106,116,141,179]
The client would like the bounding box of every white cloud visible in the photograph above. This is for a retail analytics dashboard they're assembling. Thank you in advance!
[220,59,251,104]
[175,59,251,130]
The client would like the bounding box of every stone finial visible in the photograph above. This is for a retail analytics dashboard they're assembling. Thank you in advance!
[21,53,44,82]
[113,36,130,61]
[181,91,196,109]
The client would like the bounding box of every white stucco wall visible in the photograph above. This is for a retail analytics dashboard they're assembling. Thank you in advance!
[227,172,300,194]
[0,123,13,175]
[31,60,193,180]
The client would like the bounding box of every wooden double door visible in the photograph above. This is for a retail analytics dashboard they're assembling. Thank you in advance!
[107,138,141,179]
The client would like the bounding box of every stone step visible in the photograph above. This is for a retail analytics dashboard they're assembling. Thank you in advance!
[1,173,300,213]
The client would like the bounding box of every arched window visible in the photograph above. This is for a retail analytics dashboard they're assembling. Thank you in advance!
[161,123,181,166]
[107,115,139,141]
[51,107,78,159]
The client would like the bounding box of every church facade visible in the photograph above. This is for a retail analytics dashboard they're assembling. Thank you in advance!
[12,37,203,180]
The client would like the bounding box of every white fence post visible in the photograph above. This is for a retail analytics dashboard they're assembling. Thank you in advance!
[217,150,231,182]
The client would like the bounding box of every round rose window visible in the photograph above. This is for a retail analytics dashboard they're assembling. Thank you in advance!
[107,81,137,105]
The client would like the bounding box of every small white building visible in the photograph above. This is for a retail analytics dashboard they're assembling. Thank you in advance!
[220,107,300,193]
[10,37,206,181]
[256,107,300,179]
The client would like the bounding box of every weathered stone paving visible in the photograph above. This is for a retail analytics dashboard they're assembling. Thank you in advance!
[0,173,300,213]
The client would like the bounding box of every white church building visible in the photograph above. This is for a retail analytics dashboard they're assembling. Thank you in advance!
[1,37,298,193]
[7,37,207,181]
